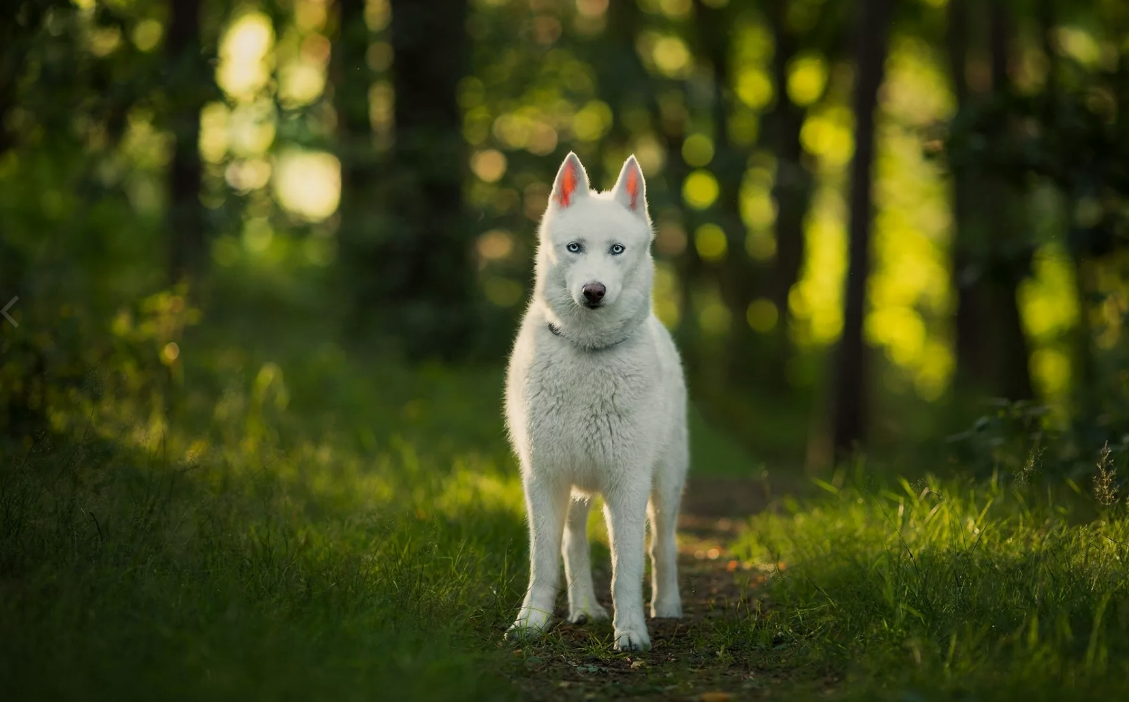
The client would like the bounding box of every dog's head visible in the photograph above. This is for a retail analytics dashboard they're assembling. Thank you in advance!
[533,153,654,343]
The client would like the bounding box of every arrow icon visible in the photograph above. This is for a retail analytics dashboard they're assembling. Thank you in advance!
[2,297,17,327]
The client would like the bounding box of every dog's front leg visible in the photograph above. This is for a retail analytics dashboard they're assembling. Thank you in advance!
[507,471,569,640]
[563,494,609,624]
[603,484,651,652]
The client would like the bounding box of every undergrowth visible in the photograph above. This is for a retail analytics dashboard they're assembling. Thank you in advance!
[0,321,528,700]
[5,294,1129,700]
[737,461,1129,700]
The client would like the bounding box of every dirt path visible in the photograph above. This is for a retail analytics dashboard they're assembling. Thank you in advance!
[503,476,806,701]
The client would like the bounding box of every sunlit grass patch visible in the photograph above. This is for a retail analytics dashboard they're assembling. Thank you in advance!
[735,472,1129,699]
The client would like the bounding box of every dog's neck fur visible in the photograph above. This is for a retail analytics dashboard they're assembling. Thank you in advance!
[546,319,633,352]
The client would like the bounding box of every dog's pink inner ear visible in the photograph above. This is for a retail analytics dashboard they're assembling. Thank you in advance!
[626,165,640,211]
[556,159,579,207]
[612,156,646,216]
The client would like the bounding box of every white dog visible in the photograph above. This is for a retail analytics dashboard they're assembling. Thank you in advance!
[503,152,689,652]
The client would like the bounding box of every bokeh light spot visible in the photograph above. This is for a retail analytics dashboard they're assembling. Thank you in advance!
[273,150,341,222]
[694,223,727,262]
[746,299,778,333]
[572,101,613,141]
[476,229,514,262]
[653,36,692,77]
[161,342,180,364]
[683,170,719,209]
[217,12,275,102]
[471,149,507,183]
[786,54,827,107]
[682,134,715,167]
[698,291,730,337]
[132,19,163,52]
[736,68,773,109]
[745,231,776,261]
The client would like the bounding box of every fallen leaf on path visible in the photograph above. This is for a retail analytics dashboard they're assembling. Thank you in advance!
[698,693,733,702]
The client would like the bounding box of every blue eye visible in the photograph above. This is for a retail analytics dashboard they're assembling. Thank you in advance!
[610,244,625,255]
[566,242,582,253]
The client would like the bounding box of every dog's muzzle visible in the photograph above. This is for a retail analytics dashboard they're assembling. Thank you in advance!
[581,283,606,308]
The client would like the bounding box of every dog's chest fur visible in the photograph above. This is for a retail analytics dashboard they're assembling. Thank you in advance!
[507,321,668,488]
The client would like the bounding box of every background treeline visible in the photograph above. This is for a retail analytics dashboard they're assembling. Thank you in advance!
[3,0,1129,474]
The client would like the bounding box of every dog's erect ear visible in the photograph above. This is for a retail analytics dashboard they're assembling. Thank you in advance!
[610,155,647,219]
[550,152,590,210]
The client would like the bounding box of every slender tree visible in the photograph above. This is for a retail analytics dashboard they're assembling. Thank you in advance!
[335,0,380,319]
[763,0,815,386]
[339,0,473,358]
[981,0,1034,401]
[946,0,986,395]
[830,0,894,454]
[1036,0,1096,418]
[696,0,764,389]
[388,0,473,357]
[947,0,1036,404]
[166,0,207,284]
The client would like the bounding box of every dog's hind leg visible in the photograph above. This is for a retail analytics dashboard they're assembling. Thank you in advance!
[507,472,570,640]
[648,450,686,619]
[562,493,609,624]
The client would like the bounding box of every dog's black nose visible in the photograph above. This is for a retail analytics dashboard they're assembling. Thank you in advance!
[582,283,606,305]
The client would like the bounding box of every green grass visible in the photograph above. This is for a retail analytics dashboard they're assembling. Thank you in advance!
[4,305,1129,700]
[735,469,1129,700]
[0,305,764,701]
[1,357,527,700]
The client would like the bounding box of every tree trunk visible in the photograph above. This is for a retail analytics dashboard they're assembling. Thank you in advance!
[984,0,1034,401]
[335,0,381,327]
[339,0,473,359]
[947,0,985,394]
[166,0,206,284]
[1036,0,1095,418]
[948,0,1034,404]
[765,0,814,389]
[696,0,762,390]
[167,0,207,287]
[388,0,472,358]
[830,0,894,455]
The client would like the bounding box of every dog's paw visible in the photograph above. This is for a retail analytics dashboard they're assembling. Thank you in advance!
[505,621,547,642]
[567,602,609,625]
[613,624,651,652]
[650,597,683,619]
[506,610,551,641]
